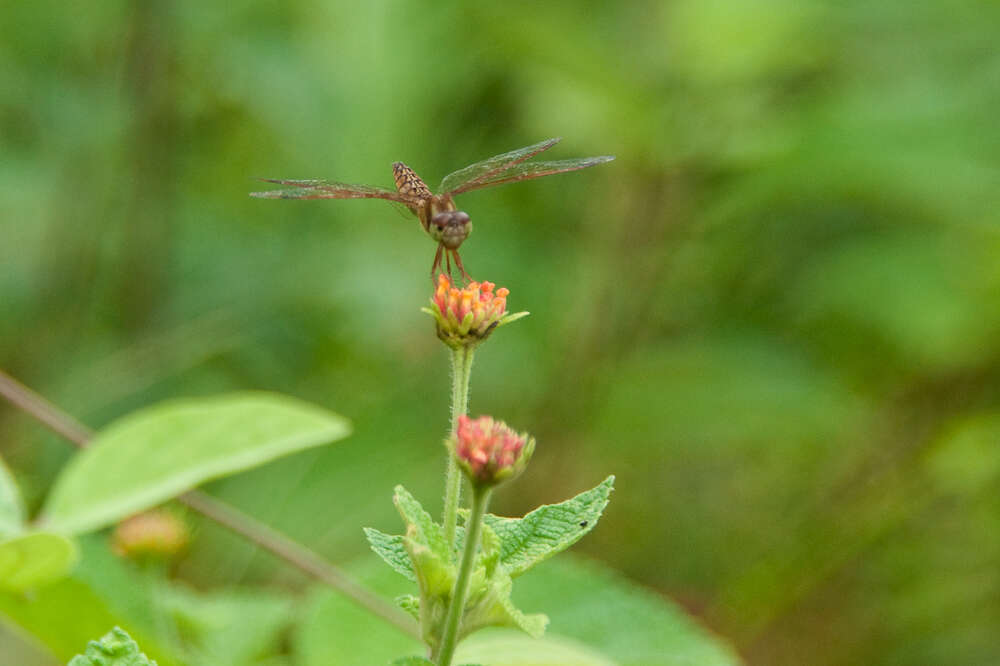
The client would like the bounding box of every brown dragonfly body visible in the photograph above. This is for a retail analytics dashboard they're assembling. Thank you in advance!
[251,138,614,280]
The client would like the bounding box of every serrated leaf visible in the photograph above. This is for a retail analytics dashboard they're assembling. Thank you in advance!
[0,456,25,536]
[40,392,351,535]
[0,532,78,591]
[364,527,415,581]
[392,486,447,559]
[485,476,614,577]
[68,626,157,666]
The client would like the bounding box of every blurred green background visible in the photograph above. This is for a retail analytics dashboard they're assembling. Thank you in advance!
[2,0,999,664]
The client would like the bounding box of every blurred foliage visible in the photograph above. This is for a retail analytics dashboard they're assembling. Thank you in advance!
[1,0,999,664]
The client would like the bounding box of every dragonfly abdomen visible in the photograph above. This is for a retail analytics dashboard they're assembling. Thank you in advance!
[392,162,432,202]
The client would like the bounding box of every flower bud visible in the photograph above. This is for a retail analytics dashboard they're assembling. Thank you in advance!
[422,275,528,349]
[449,415,535,487]
[112,509,189,561]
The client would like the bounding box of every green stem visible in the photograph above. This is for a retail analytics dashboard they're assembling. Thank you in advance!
[443,346,474,550]
[433,485,491,666]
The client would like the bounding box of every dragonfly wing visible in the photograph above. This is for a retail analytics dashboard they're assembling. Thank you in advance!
[438,138,562,195]
[250,179,423,205]
[443,155,615,195]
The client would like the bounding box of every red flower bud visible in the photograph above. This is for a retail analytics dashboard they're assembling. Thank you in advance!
[450,415,535,487]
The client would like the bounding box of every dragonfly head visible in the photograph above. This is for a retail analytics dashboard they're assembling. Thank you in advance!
[430,210,472,249]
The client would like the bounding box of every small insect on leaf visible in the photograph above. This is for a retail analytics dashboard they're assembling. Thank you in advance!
[579,521,588,527]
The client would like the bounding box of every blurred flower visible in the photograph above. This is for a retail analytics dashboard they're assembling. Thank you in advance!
[112,509,189,560]
[422,274,528,349]
[450,415,534,487]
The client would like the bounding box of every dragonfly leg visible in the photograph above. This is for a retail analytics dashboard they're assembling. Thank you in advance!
[431,244,445,283]
[450,250,473,283]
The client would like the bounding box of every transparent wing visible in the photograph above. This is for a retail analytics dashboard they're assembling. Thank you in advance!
[250,179,424,205]
[438,138,562,195]
[443,155,615,195]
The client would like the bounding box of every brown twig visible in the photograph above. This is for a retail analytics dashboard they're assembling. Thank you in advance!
[0,369,418,639]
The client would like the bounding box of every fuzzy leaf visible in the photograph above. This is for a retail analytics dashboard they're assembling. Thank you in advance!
[0,532,78,591]
[497,596,548,639]
[67,627,157,666]
[460,564,548,642]
[40,392,351,535]
[404,535,454,601]
[392,486,447,559]
[364,527,415,581]
[0,456,25,537]
[485,476,614,577]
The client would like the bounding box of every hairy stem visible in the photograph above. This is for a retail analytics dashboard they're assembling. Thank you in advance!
[443,346,474,550]
[433,485,491,665]
[0,369,419,639]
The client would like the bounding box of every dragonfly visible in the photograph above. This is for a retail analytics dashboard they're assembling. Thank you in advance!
[250,138,614,281]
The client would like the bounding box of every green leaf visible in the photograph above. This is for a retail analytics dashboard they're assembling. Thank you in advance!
[295,558,423,666]
[0,535,181,664]
[926,412,1000,494]
[484,476,614,577]
[295,553,737,666]
[395,594,420,620]
[0,577,161,663]
[513,557,740,666]
[160,584,293,666]
[392,485,447,559]
[0,532,78,591]
[364,527,415,581]
[40,392,351,535]
[404,534,454,612]
[67,626,157,666]
[455,629,613,666]
[389,657,480,666]
[496,596,547,639]
[460,565,548,642]
[0,456,25,536]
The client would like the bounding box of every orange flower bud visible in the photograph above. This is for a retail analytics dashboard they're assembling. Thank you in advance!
[423,275,527,349]
[112,509,189,560]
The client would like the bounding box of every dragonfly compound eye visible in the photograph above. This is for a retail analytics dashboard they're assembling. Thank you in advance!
[431,211,472,249]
